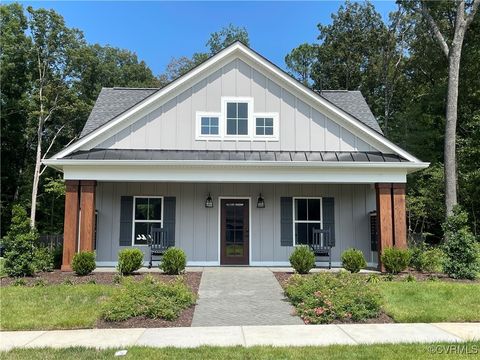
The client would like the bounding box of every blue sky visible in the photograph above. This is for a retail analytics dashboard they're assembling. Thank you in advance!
[21,1,397,76]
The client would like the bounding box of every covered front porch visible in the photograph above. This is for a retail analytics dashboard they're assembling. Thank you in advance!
[60,180,407,271]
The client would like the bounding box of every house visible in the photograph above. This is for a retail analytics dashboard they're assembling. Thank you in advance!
[44,42,429,271]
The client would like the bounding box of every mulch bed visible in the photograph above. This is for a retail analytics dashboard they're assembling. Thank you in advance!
[1,270,202,328]
[274,271,394,325]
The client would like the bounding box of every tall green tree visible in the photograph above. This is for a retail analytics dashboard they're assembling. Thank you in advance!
[0,4,31,233]
[159,24,250,85]
[402,0,479,218]
[284,43,318,86]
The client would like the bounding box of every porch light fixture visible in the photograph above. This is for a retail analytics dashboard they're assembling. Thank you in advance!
[205,193,213,208]
[257,194,265,208]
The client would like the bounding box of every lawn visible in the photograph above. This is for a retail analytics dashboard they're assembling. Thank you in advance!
[3,343,480,360]
[278,273,480,324]
[379,281,480,323]
[0,284,117,330]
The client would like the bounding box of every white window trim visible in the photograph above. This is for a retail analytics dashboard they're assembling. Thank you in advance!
[221,96,254,139]
[292,197,323,246]
[195,112,222,140]
[254,112,279,141]
[132,196,164,246]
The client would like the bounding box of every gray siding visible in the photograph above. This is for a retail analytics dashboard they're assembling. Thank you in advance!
[95,182,378,265]
[97,59,378,152]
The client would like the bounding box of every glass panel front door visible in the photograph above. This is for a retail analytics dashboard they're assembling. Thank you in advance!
[221,199,249,265]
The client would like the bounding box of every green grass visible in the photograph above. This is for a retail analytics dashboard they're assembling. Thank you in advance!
[2,343,480,360]
[0,284,117,330]
[379,281,480,322]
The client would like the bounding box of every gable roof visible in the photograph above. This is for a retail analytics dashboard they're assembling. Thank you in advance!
[51,41,423,163]
[80,88,382,138]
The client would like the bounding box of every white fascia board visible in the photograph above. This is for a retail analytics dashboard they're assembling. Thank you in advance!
[235,50,420,162]
[51,46,240,159]
[57,163,418,183]
[51,43,423,163]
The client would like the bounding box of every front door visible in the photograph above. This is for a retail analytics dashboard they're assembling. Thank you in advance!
[221,199,249,265]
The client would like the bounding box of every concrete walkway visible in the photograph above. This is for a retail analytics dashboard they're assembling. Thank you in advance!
[191,267,302,326]
[1,323,479,350]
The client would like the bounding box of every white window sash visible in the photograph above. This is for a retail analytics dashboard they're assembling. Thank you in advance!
[132,196,164,246]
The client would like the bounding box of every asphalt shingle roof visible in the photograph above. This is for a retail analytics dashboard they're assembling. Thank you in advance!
[65,149,407,162]
[319,90,383,134]
[80,88,158,137]
[79,88,383,138]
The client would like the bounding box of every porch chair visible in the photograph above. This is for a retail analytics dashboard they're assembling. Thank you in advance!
[148,227,169,269]
[310,228,332,269]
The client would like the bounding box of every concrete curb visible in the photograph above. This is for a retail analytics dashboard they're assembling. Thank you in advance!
[1,323,478,351]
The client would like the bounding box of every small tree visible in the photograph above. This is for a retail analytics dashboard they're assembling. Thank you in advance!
[1,205,38,277]
[442,207,480,279]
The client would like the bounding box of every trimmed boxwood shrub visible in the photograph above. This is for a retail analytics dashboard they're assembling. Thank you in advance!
[117,248,144,275]
[289,245,315,274]
[410,245,445,273]
[160,247,187,275]
[72,251,96,276]
[341,248,367,273]
[381,247,411,274]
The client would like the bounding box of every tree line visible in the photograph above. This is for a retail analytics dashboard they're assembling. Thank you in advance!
[1,1,478,244]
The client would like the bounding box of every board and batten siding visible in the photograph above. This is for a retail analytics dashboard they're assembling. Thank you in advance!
[96,59,378,152]
[95,182,378,265]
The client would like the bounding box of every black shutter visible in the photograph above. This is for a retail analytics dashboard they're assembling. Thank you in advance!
[322,197,335,247]
[119,196,133,246]
[163,197,176,247]
[280,197,293,246]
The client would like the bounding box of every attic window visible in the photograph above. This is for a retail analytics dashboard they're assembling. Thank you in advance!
[201,117,219,135]
[226,102,249,135]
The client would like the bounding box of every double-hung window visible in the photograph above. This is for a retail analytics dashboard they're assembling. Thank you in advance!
[293,198,322,245]
[133,197,163,245]
[226,102,249,135]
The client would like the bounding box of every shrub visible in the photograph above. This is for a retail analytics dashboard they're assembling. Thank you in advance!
[341,248,367,273]
[410,245,445,273]
[101,275,196,322]
[381,248,411,274]
[404,274,416,282]
[117,249,144,275]
[160,247,187,275]
[33,247,54,273]
[289,245,315,274]
[72,251,96,276]
[442,207,480,280]
[284,272,381,324]
[367,274,380,283]
[1,205,37,277]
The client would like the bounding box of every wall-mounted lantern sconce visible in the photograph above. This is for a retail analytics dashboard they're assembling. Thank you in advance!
[257,193,265,208]
[205,193,213,208]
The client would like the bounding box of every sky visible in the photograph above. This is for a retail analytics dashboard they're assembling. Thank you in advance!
[20,1,398,76]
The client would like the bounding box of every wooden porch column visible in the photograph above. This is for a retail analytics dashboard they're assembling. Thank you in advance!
[61,181,80,271]
[79,180,96,252]
[376,183,393,272]
[392,184,407,249]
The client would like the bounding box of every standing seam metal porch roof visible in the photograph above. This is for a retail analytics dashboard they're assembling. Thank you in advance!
[64,149,407,162]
